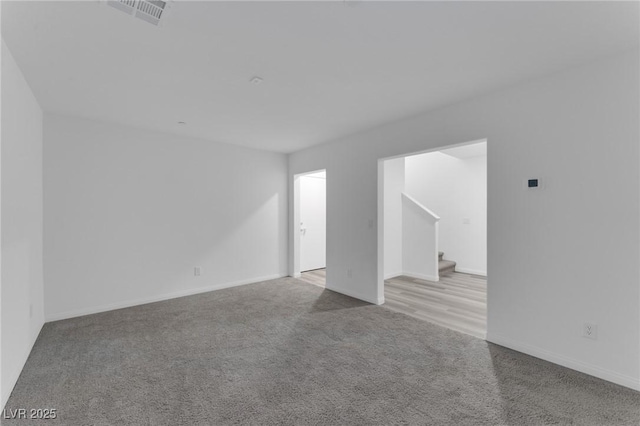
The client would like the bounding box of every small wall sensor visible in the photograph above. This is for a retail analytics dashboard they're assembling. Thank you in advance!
[526,178,543,190]
[250,76,264,85]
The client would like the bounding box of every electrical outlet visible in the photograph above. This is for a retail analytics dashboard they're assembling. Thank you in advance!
[194,266,202,277]
[347,269,353,279]
[583,323,598,340]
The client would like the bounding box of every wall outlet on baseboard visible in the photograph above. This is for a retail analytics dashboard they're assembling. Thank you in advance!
[583,322,598,340]
[194,266,202,277]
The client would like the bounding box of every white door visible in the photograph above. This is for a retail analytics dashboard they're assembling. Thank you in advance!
[300,172,326,272]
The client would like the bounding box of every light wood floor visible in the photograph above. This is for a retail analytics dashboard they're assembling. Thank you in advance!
[299,268,486,339]
[299,268,326,287]
[384,273,487,339]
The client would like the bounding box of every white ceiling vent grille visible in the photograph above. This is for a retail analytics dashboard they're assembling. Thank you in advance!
[107,0,169,26]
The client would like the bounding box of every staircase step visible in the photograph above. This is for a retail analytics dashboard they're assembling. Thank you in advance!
[439,260,456,276]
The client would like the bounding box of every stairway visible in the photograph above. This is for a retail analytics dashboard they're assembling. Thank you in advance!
[438,251,456,276]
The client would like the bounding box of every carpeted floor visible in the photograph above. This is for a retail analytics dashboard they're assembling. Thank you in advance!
[4,277,640,425]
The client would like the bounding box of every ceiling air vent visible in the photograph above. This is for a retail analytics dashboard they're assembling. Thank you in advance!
[108,0,169,26]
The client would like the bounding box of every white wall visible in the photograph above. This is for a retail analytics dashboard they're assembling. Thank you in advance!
[44,114,288,321]
[289,50,640,390]
[383,157,404,278]
[299,172,326,272]
[405,150,487,275]
[1,40,45,408]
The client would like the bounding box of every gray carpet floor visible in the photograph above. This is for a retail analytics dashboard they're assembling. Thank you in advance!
[4,277,640,425]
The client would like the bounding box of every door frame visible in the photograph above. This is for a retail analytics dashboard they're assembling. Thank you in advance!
[291,169,327,278]
[377,138,488,333]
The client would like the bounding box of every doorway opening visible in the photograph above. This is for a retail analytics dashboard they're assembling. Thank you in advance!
[378,140,487,339]
[293,169,326,287]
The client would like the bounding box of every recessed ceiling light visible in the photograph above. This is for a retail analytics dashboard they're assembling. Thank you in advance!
[250,76,264,85]
[178,121,186,125]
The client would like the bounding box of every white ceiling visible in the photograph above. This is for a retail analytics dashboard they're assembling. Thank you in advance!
[2,1,638,153]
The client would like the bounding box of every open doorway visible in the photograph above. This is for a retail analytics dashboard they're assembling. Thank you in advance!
[293,170,326,287]
[379,140,487,339]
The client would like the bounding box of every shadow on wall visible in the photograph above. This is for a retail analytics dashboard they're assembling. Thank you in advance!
[196,192,284,270]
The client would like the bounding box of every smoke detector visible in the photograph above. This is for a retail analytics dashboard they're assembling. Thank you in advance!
[107,0,171,26]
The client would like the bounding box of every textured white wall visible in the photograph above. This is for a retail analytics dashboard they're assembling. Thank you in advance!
[1,40,45,408]
[383,158,404,279]
[44,114,288,321]
[405,151,487,275]
[289,50,640,390]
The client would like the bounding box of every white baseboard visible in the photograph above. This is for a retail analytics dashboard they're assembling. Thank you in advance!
[403,271,439,282]
[45,273,287,322]
[455,267,487,276]
[325,284,382,305]
[384,271,404,280]
[487,332,640,392]
[2,321,44,409]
